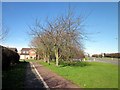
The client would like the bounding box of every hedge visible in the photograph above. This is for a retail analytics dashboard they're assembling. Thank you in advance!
[1,45,20,70]
[92,53,120,58]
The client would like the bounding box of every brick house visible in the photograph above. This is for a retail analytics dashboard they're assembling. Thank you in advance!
[20,48,36,59]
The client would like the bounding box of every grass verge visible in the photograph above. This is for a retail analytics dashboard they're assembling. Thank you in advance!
[39,61,118,88]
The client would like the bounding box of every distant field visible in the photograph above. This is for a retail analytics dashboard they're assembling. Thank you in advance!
[39,61,118,88]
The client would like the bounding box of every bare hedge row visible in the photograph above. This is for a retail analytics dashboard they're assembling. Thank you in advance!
[104,53,120,58]
[1,45,20,70]
[92,53,120,58]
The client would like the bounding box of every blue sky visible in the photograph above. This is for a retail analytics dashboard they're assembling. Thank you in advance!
[2,2,118,55]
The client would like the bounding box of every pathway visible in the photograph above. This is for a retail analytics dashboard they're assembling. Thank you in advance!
[32,62,80,88]
[24,62,81,89]
[24,62,45,89]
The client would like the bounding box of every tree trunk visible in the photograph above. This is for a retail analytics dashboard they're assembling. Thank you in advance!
[44,53,47,62]
[36,51,40,60]
[47,54,50,65]
[55,48,59,66]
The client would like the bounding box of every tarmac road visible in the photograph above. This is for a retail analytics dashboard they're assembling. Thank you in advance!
[86,57,119,65]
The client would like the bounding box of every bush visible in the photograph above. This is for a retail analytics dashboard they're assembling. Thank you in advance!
[59,60,90,67]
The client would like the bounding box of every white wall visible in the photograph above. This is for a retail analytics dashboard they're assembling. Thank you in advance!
[20,55,25,59]
[20,55,30,59]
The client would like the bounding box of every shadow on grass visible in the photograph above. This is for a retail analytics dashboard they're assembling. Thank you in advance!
[2,61,28,89]
[2,60,46,89]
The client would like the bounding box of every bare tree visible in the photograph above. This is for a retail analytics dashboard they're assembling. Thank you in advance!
[29,8,86,66]
[29,19,54,64]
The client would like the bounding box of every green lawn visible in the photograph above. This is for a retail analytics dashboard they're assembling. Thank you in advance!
[39,61,118,88]
[2,61,27,88]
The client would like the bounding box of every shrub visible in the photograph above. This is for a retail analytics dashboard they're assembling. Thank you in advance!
[59,60,90,67]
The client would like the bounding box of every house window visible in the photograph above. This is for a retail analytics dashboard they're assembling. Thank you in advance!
[23,51,25,53]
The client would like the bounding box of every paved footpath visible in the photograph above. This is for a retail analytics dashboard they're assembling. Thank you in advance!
[31,62,80,89]
[24,62,45,89]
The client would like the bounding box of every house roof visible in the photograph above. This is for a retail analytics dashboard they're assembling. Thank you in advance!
[20,48,35,55]
[21,48,31,51]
